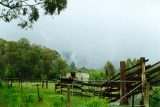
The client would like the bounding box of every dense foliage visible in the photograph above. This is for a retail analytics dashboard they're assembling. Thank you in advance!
[125,58,139,73]
[0,0,67,28]
[104,61,115,80]
[89,69,104,80]
[0,38,68,80]
[150,88,160,107]
[0,38,142,82]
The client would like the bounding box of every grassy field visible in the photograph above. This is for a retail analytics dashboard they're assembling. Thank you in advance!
[0,81,109,107]
[2,81,159,107]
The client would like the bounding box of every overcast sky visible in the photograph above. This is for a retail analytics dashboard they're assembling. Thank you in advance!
[0,0,160,69]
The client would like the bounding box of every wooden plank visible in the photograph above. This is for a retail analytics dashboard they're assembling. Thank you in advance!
[67,85,71,107]
[120,61,127,105]
[146,66,160,76]
[140,57,149,107]
[113,64,152,81]
[110,59,149,81]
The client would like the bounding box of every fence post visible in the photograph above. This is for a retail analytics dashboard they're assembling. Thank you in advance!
[120,61,127,105]
[46,80,48,89]
[140,57,149,107]
[42,80,44,88]
[67,85,71,107]
[60,78,62,94]
[37,84,41,102]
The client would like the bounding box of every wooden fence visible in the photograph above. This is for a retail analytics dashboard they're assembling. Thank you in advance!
[55,57,160,107]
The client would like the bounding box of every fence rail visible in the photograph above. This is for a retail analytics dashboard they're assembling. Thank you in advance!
[55,57,160,107]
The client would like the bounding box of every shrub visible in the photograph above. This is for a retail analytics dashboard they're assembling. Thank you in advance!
[85,97,109,107]
[150,88,160,107]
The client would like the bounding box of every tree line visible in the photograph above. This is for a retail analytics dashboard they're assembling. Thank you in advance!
[0,38,69,81]
[0,37,139,81]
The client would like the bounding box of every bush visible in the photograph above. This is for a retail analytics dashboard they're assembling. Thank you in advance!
[150,88,160,107]
[85,97,109,107]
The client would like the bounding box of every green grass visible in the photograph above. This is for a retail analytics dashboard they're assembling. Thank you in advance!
[0,82,109,107]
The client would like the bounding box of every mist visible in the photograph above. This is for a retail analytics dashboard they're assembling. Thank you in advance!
[1,0,160,69]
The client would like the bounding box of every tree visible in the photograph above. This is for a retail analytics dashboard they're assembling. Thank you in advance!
[41,47,60,88]
[104,61,115,81]
[0,0,67,28]
[51,58,68,79]
[70,62,77,72]
[78,67,88,73]
[4,65,12,78]
[5,41,18,78]
[0,37,69,84]
[0,38,7,78]
[0,38,7,55]
[125,58,139,73]
[89,69,104,81]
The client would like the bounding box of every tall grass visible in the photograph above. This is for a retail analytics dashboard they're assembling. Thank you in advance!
[85,97,109,107]
[0,82,109,107]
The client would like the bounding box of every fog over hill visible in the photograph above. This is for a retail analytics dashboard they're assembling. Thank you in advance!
[1,0,160,69]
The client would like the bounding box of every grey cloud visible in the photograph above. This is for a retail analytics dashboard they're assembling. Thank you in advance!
[1,0,160,69]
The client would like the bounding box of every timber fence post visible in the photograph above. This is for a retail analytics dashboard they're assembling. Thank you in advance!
[67,85,71,107]
[120,61,127,105]
[140,57,149,107]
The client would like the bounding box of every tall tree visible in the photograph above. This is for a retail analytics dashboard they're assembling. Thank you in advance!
[125,58,139,73]
[70,62,77,72]
[0,38,7,78]
[0,0,67,28]
[104,61,115,81]
[5,41,18,78]
[0,37,68,83]
[51,58,68,79]
[41,47,60,88]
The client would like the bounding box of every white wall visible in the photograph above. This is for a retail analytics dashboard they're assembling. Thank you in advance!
[66,72,89,81]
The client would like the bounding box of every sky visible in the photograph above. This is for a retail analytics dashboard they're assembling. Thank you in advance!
[0,0,160,69]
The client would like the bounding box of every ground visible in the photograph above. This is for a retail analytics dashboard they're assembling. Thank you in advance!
[0,81,106,107]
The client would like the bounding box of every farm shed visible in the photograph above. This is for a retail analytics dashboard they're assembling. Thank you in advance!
[66,72,89,81]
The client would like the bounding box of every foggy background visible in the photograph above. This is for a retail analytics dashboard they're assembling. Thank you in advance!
[0,0,160,69]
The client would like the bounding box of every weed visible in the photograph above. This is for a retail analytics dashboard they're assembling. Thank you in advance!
[85,97,109,107]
